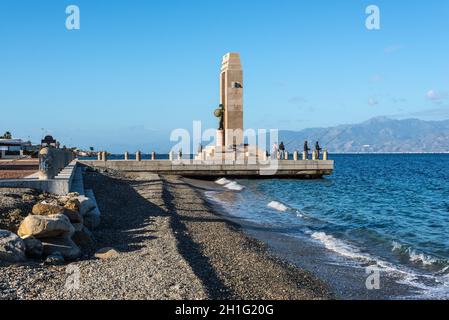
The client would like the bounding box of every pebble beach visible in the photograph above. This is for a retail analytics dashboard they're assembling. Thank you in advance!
[0,169,331,300]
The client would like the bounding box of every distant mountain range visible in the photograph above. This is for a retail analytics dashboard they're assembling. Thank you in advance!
[279,117,449,153]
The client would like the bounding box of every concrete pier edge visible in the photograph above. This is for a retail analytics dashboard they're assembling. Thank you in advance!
[80,159,334,178]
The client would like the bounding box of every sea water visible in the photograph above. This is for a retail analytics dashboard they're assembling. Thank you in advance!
[207,154,449,299]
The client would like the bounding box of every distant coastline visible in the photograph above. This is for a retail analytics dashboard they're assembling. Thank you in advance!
[329,151,449,155]
[279,117,449,154]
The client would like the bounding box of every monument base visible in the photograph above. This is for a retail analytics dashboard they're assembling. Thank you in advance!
[216,129,224,147]
[195,144,265,162]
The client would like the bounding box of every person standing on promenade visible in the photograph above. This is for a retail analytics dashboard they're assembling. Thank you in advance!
[315,141,322,159]
[279,142,285,160]
[304,141,310,159]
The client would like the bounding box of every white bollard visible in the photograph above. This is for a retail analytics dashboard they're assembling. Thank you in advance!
[124,152,129,161]
[293,151,298,161]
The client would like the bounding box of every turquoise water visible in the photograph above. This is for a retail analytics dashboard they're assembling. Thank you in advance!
[210,154,449,298]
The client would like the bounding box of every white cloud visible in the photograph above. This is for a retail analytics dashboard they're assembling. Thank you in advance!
[426,90,448,103]
[368,97,379,106]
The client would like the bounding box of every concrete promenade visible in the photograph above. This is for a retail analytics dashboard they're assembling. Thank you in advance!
[80,159,334,178]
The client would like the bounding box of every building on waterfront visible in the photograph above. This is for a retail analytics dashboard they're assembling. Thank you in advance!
[41,135,58,148]
[0,139,32,159]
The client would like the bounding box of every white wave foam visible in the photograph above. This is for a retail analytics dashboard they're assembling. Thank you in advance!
[391,241,440,266]
[224,181,244,191]
[267,201,290,212]
[310,232,370,261]
[215,178,244,191]
[310,233,449,298]
[215,178,231,185]
[296,211,305,218]
[392,241,402,251]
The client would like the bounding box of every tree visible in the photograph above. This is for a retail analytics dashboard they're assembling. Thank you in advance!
[1,131,12,139]
[89,147,94,152]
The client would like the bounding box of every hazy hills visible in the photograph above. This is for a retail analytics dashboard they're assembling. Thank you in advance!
[279,117,449,153]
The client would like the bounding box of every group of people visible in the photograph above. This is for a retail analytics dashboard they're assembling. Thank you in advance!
[271,141,322,159]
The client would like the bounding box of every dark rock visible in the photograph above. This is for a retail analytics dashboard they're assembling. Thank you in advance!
[41,237,81,261]
[72,226,94,246]
[23,236,43,259]
[63,209,83,224]
[44,251,65,265]
[0,229,26,262]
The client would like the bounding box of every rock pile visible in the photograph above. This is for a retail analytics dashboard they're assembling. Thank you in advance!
[0,191,101,264]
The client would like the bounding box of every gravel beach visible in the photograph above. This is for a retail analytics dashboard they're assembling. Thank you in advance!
[0,170,331,300]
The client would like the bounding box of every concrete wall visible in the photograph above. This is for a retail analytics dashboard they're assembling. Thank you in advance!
[0,160,78,195]
[39,148,75,179]
[0,149,77,195]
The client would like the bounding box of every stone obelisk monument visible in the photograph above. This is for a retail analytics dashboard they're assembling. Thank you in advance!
[198,53,249,161]
[219,53,243,148]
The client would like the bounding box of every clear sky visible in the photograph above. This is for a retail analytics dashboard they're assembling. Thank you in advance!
[1,0,448,152]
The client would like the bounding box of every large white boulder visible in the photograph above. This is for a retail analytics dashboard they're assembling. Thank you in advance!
[84,190,101,229]
[18,214,75,239]
[31,202,64,216]
[77,195,96,216]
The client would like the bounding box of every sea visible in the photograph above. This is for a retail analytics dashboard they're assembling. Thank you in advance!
[205,154,449,299]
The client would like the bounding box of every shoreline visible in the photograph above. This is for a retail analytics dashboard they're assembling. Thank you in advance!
[0,169,331,300]
[184,177,422,300]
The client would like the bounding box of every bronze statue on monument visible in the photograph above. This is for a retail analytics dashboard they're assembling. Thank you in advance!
[214,104,224,130]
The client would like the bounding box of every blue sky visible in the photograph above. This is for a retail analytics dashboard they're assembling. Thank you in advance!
[1,0,448,151]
